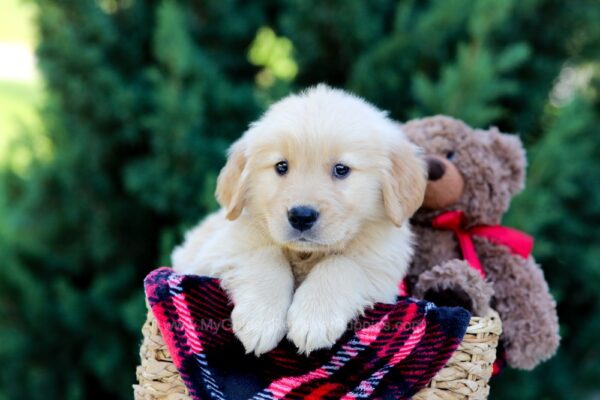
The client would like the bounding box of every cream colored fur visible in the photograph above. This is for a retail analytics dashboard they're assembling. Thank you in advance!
[172,85,426,355]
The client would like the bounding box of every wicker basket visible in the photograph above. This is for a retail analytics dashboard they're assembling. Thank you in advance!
[134,308,501,400]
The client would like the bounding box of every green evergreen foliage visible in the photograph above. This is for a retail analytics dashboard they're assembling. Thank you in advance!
[0,0,598,398]
[503,80,600,399]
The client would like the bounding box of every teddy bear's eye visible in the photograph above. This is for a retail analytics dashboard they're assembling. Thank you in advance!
[446,151,456,161]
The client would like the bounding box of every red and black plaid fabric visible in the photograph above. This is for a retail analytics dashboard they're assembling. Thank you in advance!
[145,267,470,399]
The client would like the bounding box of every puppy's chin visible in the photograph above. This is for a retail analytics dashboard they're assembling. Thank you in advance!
[282,238,344,253]
[270,228,353,254]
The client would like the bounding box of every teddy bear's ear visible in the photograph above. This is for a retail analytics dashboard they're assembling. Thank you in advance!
[490,129,527,196]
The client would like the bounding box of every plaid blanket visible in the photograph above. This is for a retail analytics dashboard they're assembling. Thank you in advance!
[145,268,470,399]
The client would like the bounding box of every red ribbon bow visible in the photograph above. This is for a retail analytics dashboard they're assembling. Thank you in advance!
[431,210,534,278]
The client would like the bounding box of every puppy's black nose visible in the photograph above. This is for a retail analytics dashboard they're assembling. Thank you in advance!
[426,157,446,181]
[288,206,319,232]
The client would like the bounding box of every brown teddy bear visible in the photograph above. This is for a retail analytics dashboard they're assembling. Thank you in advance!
[403,115,560,370]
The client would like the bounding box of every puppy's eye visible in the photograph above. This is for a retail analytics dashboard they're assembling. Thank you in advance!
[275,161,288,176]
[333,163,351,179]
[446,151,456,161]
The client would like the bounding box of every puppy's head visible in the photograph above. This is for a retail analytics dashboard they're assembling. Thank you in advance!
[216,85,426,252]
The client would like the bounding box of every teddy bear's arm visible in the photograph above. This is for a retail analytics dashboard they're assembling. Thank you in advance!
[479,240,560,370]
[412,259,494,316]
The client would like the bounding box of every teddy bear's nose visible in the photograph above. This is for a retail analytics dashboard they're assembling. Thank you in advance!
[426,157,446,181]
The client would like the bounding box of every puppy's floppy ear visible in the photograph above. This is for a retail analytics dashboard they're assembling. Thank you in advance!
[382,140,427,226]
[216,138,248,220]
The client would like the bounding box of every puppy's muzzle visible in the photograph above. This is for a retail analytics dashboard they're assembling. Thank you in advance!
[288,206,319,232]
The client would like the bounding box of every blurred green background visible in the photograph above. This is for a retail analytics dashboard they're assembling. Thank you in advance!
[0,0,598,399]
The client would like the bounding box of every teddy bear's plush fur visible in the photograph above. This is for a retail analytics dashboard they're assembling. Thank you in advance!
[403,115,560,370]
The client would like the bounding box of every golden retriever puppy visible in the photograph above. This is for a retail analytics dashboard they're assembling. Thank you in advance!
[172,85,426,355]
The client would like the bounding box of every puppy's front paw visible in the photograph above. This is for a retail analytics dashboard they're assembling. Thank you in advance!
[231,301,287,356]
[286,297,350,354]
